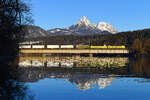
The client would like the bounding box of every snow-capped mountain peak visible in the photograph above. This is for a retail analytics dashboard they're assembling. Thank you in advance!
[97,22,118,34]
[71,16,96,30]
[77,16,92,26]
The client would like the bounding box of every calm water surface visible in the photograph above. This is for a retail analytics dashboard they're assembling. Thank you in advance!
[1,56,150,100]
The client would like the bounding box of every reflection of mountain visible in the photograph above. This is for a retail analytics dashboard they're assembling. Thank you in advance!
[69,74,115,90]
[17,67,116,90]
[97,78,115,89]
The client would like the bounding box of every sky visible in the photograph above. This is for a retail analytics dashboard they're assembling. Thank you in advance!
[30,0,150,32]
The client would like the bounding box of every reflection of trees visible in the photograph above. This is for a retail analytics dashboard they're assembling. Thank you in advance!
[129,57,150,78]
[0,63,34,100]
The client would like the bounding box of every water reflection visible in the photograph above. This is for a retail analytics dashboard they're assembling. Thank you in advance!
[17,67,116,90]
[19,56,128,68]
[17,56,150,90]
[0,59,34,100]
[1,56,150,99]
[17,56,150,89]
[129,57,150,78]
[69,75,115,90]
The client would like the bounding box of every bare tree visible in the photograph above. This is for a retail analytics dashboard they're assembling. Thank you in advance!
[0,0,33,56]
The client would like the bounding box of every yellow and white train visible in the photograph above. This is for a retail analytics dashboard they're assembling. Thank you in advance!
[19,45,126,49]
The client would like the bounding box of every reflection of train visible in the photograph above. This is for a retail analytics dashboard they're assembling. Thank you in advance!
[19,45,126,49]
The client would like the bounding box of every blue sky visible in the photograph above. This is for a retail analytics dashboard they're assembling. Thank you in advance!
[30,0,150,32]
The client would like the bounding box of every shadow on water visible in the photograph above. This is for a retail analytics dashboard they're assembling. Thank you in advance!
[0,58,34,100]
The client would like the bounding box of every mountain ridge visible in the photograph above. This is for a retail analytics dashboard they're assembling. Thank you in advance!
[22,16,118,38]
[48,16,118,35]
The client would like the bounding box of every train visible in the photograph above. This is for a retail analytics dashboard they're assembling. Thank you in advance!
[19,45,126,49]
